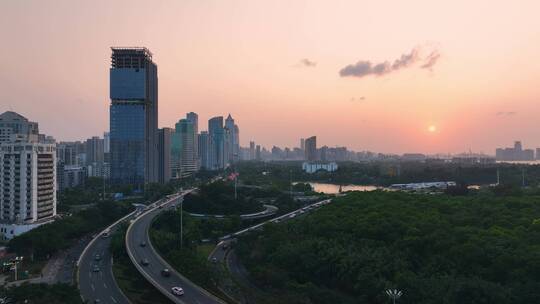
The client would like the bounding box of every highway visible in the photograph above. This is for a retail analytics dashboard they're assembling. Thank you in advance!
[125,191,226,304]
[208,198,334,302]
[78,210,138,304]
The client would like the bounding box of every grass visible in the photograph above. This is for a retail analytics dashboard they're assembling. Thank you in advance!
[112,254,170,304]
[197,243,216,259]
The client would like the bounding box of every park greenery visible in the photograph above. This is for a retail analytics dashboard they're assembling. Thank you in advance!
[183,181,264,215]
[0,283,83,304]
[236,190,540,304]
[150,210,220,292]
[109,225,170,304]
[9,200,132,261]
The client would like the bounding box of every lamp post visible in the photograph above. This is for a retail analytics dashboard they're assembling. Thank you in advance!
[385,289,403,304]
[179,195,183,250]
[4,256,23,281]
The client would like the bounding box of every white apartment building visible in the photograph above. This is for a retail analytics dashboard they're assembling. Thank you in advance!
[0,141,57,240]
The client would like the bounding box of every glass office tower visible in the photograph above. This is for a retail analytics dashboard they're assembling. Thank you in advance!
[109,47,158,185]
[208,116,224,170]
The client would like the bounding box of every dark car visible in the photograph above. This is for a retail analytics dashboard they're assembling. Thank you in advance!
[94,254,101,261]
[92,265,100,272]
[161,268,171,277]
[140,259,149,266]
[140,241,147,247]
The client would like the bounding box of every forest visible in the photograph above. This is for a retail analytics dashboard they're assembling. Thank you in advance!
[183,181,264,215]
[236,191,540,304]
[234,160,540,187]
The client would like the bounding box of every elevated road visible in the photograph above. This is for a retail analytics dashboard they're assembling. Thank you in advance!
[125,190,225,304]
[78,207,142,304]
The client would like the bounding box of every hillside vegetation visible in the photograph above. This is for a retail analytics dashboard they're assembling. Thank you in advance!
[237,191,540,304]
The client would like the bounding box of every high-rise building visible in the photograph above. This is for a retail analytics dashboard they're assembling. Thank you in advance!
[300,138,305,151]
[256,145,261,161]
[198,131,211,169]
[109,47,158,186]
[0,112,57,239]
[186,112,199,168]
[305,136,317,161]
[0,111,39,143]
[172,119,197,178]
[208,116,225,170]
[157,128,172,183]
[86,136,104,165]
[249,141,255,160]
[224,114,240,164]
[234,124,240,161]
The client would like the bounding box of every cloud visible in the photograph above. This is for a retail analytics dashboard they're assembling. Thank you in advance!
[339,46,440,78]
[297,58,317,67]
[496,111,516,117]
[421,50,441,70]
[350,96,366,102]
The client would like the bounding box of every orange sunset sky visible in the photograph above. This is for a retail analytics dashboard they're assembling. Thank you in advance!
[1,0,540,154]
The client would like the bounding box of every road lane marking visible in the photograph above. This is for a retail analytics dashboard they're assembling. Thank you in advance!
[91,284,95,292]
[103,282,108,289]
[111,296,117,303]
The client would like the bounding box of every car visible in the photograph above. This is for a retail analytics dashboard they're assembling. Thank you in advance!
[158,205,163,209]
[171,286,184,296]
[140,241,146,247]
[222,244,228,250]
[211,257,218,264]
[94,300,101,304]
[140,259,149,266]
[161,268,171,277]
[94,254,101,261]
[92,265,100,272]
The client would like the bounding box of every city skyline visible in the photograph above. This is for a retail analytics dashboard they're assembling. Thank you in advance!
[2,1,540,153]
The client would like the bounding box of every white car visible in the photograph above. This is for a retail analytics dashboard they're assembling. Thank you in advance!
[171,286,184,296]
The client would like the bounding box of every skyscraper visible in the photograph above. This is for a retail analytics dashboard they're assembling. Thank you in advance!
[0,111,56,240]
[186,112,199,168]
[109,47,158,185]
[208,116,224,170]
[176,119,197,177]
[198,131,211,169]
[157,128,172,183]
[224,114,240,164]
[249,141,255,160]
[305,136,317,161]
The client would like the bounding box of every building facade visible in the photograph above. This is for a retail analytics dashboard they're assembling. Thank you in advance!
[109,47,158,186]
[208,116,225,170]
[198,131,211,169]
[157,128,172,183]
[0,111,39,143]
[0,142,57,239]
[304,136,317,161]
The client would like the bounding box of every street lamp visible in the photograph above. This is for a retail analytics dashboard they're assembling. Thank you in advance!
[3,256,23,281]
[386,289,403,304]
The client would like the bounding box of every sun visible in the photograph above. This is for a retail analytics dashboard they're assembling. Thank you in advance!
[428,125,437,133]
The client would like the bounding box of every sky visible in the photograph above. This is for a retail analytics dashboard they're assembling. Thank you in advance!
[1,0,540,154]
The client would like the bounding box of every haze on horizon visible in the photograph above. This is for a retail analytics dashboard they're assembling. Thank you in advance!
[1,0,539,154]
